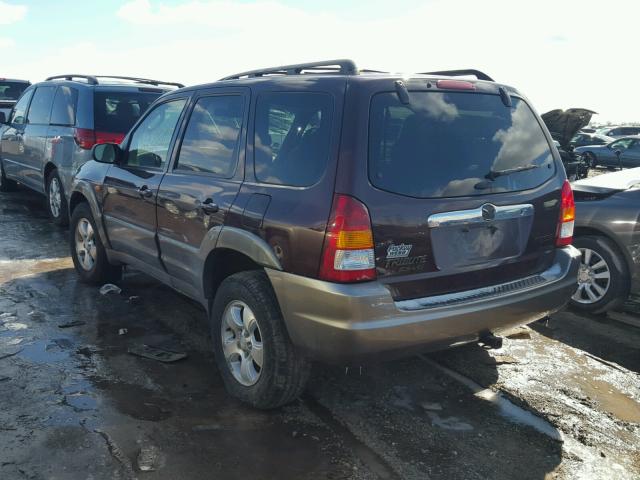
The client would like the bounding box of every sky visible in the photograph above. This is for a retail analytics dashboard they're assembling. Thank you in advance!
[0,0,637,124]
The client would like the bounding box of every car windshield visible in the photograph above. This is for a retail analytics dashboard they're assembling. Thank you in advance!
[369,91,555,198]
[94,91,162,134]
[0,81,29,101]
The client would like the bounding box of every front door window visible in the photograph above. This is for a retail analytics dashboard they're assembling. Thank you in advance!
[125,99,186,170]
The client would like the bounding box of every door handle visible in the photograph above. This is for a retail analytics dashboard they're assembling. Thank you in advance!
[200,198,219,214]
[137,185,153,198]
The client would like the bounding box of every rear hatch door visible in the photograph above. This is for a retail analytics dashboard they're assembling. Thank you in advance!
[359,84,563,300]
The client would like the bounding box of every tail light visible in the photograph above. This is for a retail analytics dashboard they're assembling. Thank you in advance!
[319,194,377,283]
[74,128,125,150]
[556,180,575,246]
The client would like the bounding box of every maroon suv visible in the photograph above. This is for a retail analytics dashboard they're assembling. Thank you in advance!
[67,60,580,408]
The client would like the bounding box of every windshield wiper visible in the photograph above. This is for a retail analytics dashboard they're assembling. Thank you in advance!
[485,164,540,181]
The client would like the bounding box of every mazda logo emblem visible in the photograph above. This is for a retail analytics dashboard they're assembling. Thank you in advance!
[481,203,496,221]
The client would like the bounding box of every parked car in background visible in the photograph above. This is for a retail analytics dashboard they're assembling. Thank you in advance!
[0,75,182,224]
[580,127,596,133]
[571,168,640,313]
[0,78,30,119]
[542,108,595,180]
[596,126,640,138]
[574,136,640,169]
[66,60,580,408]
[570,132,613,148]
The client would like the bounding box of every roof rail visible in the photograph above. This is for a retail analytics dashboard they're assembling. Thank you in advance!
[220,59,358,81]
[46,74,98,85]
[95,76,184,88]
[45,74,183,88]
[421,69,494,82]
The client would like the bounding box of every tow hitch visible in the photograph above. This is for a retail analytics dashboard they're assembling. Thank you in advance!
[479,331,503,349]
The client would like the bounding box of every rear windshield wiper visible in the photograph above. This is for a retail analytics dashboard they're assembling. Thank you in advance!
[485,164,539,181]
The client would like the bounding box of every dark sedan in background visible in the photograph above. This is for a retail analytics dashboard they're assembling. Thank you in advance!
[574,136,640,169]
[571,168,640,313]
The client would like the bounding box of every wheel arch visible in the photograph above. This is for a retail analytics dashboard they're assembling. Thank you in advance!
[573,226,632,277]
[43,162,57,190]
[202,227,283,305]
[68,182,110,249]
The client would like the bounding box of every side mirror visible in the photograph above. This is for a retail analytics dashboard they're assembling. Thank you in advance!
[92,143,121,164]
[0,112,6,124]
[615,149,622,157]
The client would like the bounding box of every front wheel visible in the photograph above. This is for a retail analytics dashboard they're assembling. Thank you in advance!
[69,202,122,284]
[46,169,69,226]
[210,271,310,409]
[570,235,630,314]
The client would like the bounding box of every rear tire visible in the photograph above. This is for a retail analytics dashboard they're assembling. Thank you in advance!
[210,271,311,409]
[46,169,69,226]
[69,202,122,285]
[0,161,17,192]
[570,235,629,314]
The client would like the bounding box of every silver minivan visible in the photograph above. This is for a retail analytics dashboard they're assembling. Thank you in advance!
[0,75,182,224]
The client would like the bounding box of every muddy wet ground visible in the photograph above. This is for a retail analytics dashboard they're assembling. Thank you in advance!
[1,187,639,480]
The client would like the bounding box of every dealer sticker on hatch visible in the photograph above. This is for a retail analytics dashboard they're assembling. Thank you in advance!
[386,243,413,259]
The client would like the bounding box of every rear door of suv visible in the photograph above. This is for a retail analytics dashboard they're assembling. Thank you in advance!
[340,78,565,301]
[156,86,249,294]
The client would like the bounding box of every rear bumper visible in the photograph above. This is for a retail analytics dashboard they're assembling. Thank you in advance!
[267,246,581,362]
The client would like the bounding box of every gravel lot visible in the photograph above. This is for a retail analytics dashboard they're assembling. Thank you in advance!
[1,187,639,479]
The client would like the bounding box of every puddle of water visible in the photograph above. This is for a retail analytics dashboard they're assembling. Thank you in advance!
[420,355,562,441]
[570,375,640,423]
[19,340,71,363]
[0,257,72,284]
[65,394,98,411]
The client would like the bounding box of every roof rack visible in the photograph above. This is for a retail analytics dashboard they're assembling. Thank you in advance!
[420,69,494,82]
[95,76,184,88]
[46,74,98,85]
[45,74,184,88]
[220,59,358,81]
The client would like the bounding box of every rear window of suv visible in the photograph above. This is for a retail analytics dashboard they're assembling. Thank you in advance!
[369,91,555,198]
[94,91,161,134]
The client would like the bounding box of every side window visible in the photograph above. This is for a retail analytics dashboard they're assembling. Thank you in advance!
[125,99,186,169]
[10,89,33,125]
[176,95,244,177]
[254,92,333,187]
[50,86,78,126]
[611,138,633,150]
[26,86,56,125]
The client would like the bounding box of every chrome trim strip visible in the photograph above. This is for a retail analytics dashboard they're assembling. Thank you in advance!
[428,203,534,228]
[395,249,572,311]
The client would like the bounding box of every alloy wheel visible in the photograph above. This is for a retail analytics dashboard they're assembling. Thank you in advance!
[572,247,611,304]
[221,300,264,386]
[75,218,97,271]
[49,177,62,218]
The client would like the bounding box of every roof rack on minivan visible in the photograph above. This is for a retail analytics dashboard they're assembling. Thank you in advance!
[220,59,359,81]
[420,69,494,82]
[45,74,184,88]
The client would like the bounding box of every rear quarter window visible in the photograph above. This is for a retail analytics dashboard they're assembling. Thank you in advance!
[368,91,555,198]
[254,92,333,187]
